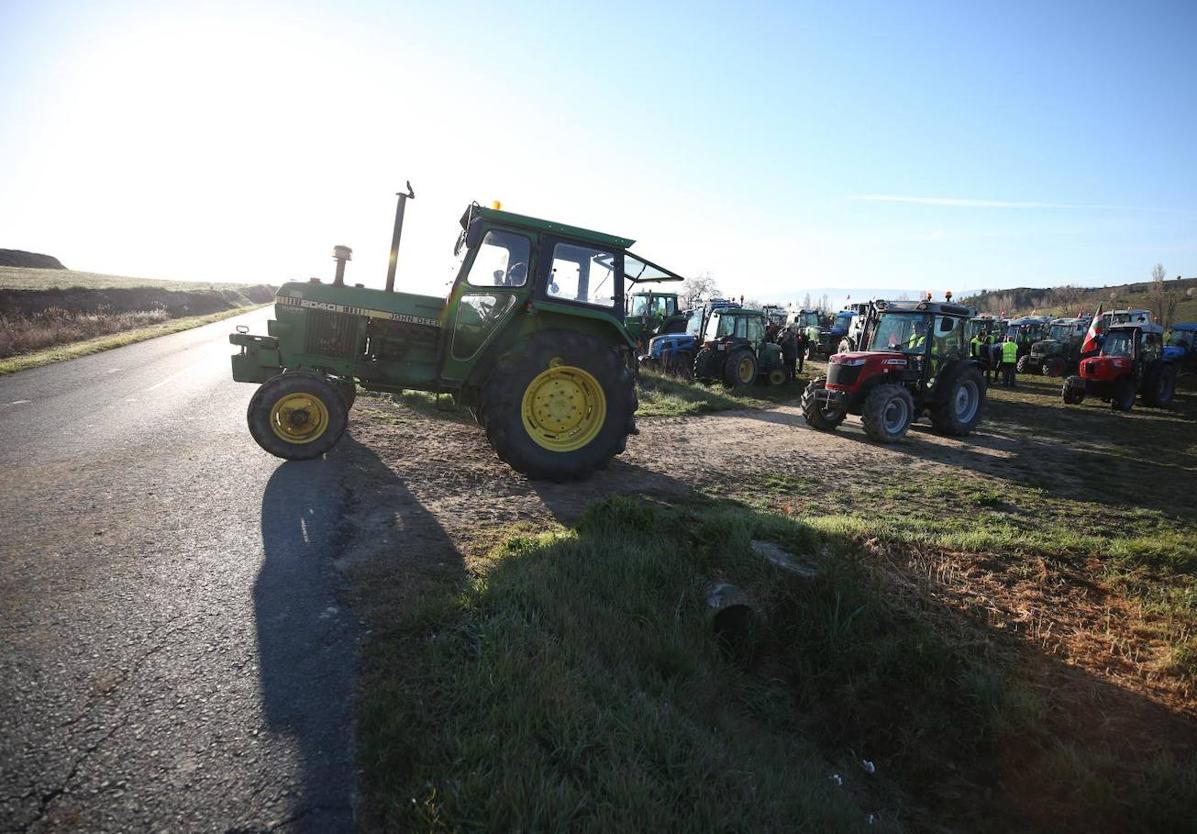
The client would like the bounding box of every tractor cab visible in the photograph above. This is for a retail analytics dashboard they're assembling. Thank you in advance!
[692,307,787,388]
[1026,317,1087,376]
[625,289,681,349]
[1165,323,1197,371]
[801,299,984,442]
[1065,323,1174,411]
[1004,316,1052,358]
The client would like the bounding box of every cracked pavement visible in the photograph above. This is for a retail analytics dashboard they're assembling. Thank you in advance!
[0,309,357,833]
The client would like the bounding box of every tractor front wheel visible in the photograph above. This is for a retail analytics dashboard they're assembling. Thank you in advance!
[1042,358,1065,377]
[692,348,718,383]
[767,368,786,386]
[723,349,758,389]
[1143,364,1176,408]
[481,331,635,481]
[1016,355,1032,374]
[800,376,846,431]
[930,365,986,436]
[1061,375,1086,405]
[247,372,348,460]
[861,384,915,443]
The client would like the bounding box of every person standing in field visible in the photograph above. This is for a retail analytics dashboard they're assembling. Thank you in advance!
[780,325,798,382]
[1001,335,1019,388]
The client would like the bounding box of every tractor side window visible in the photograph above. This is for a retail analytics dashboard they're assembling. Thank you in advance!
[746,316,764,342]
[651,296,673,317]
[547,243,618,308]
[1141,333,1161,361]
[932,315,963,358]
[467,230,531,288]
[629,295,649,316]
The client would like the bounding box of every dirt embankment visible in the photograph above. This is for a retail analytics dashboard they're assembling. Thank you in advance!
[0,249,65,269]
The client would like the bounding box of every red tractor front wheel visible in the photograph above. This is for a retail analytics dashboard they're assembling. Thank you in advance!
[861,384,915,442]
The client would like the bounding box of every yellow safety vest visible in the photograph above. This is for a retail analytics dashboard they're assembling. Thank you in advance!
[1001,341,1019,363]
[970,337,982,357]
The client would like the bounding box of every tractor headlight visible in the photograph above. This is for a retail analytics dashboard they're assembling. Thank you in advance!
[836,357,867,366]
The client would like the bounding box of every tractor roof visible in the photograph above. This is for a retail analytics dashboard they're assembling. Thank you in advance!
[1050,317,1086,324]
[468,205,635,249]
[1008,315,1052,325]
[1172,322,1197,332]
[1109,322,1164,334]
[877,299,972,317]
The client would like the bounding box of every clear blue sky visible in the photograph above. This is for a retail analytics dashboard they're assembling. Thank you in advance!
[2,0,1194,300]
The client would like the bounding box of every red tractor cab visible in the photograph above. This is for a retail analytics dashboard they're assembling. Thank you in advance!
[1062,323,1175,411]
[801,299,986,442]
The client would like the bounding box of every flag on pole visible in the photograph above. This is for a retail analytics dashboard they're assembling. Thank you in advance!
[1081,304,1104,354]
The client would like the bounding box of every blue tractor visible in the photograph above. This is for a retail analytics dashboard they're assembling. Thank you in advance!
[1165,323,1197,374]
[641,299,739,378]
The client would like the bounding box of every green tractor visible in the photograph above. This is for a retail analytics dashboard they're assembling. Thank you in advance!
[230,189,680,481]
[624,288,682,352]
[691,307,787,388]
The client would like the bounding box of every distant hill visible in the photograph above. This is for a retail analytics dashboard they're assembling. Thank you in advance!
[959,276,1197,326]
[0,249,65,269]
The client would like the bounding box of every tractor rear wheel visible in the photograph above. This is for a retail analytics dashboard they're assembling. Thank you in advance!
[247,372,348,460]
[693,348,718,383]
[1061,375,1086,405]
[481,331,635,481]
[801,376,846,431]
[861,384,915,442]
[1143,364,1176,407]
[1111,379,1136,411]
[930,365,986,436]
[723,349,758,389]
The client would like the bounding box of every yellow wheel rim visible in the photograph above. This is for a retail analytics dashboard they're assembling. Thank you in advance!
[738,357,755,383]
[520,361,607,452]
[269,392,330,444]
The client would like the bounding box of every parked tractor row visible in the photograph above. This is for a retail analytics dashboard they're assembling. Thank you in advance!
[228,190,1190,481]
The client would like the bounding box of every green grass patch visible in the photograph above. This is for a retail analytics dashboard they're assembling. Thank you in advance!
[355,496,1197,832]
[635,368,812,418]
[0,305,266,375]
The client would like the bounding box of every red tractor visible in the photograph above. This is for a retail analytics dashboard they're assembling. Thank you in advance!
[801,299,986,442]
[1061,323,1175,411]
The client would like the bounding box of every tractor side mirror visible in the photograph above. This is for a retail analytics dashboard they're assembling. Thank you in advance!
[464,222,485,250]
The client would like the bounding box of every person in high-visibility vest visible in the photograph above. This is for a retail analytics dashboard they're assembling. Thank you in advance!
[1000,336,1019,387]
[970,334,983,359]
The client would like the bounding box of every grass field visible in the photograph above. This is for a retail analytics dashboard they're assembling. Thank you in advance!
[346,362,1197,832]
[0,265,273,363]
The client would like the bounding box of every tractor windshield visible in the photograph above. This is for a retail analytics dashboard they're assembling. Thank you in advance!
[869,312,931,354]
[1102,331,1134,358]
[833,311,854,330]
[1049,324,1075,342]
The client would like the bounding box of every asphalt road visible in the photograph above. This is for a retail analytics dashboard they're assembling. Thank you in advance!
[0,309,358,833]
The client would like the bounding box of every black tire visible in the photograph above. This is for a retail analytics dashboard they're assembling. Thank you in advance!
[801,376,846,431]
[1062,375,1086,405]
[722,349,758,389]
[335,378,357,410]
[693,348,718,383]
[247,372,348,460]
[1143,364,1176,408]
[1042,357,1065,378]
[861,384,915,443]
[767,367,786,386]
[671,350,694,380]
[481,331,635,482]
[838,337,855,354]
[1016,355,1032,374]
[1110,378,1136,412]
[930,365,986,436]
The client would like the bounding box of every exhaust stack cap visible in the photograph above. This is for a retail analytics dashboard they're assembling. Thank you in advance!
[333,245,353,261]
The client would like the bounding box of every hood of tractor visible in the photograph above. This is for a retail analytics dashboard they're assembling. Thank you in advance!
[1030,339,1062,357]
[826,350,908,389]
[1079,355,1131,381]
[275,281,447,328]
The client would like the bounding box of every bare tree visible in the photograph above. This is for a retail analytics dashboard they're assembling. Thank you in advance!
[680,271,720,308]
[1148,262,1179,327]
[802,292,812,309]
[820,294,830,313]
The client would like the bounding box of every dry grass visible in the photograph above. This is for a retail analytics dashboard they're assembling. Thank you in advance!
[0,306,171,358]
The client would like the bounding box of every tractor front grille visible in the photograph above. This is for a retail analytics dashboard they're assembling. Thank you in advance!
[827,363,861,387]
[305,310,359,357]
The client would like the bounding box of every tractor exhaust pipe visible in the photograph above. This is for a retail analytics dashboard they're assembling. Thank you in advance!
[332,245,352,287]
[384,181,416,293]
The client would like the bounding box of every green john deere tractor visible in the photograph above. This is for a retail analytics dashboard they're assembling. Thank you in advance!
[691,307,787,388]
[230,188,682,481]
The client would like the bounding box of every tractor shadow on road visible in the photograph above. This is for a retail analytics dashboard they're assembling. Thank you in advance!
[255,451,363,833]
